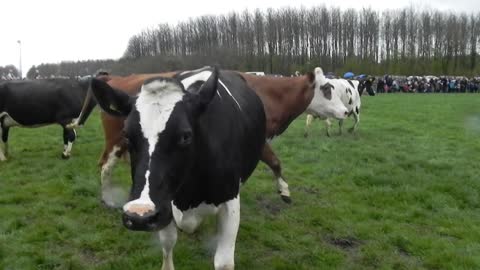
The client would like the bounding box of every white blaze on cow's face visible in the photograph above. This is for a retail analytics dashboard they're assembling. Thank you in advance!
[119,69,219,231]
[122,79,184,217]
[312,67,349,120]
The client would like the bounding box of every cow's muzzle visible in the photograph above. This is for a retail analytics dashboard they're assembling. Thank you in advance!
[122,204,172,231]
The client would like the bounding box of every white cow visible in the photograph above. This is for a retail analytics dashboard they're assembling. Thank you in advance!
[304,68,361,137]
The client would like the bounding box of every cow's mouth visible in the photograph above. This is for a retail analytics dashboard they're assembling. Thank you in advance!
[122,209,172,232]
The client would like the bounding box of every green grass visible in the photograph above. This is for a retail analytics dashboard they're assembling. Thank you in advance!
[1,93,480,270]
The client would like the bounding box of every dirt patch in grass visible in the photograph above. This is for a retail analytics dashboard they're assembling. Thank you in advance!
[294,185,321,195]
[76,247,103,266]
[255,195,283,215]
[327,236,362,250]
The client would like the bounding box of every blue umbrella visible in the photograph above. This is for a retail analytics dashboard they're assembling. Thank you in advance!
[343,72,354,79]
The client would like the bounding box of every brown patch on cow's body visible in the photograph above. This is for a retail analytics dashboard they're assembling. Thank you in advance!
[239,73,315,203]
[239,73,314,138]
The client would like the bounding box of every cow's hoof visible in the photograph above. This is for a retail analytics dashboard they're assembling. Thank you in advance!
[303,133,308,138]
[348,128,355,133]
[61,153,70,160]
[281,195,292,204]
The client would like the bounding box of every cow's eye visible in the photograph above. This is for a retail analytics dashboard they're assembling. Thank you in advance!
[178,131,192,147]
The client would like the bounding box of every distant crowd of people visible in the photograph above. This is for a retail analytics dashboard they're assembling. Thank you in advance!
[320,71,480,94]
[375,75,480,94]
[3,70,480,95]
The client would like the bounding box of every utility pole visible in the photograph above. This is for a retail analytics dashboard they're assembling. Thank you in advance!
[17,40,22,79]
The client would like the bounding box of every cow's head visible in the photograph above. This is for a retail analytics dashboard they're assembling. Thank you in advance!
[312,67,349,119]
[90,68,219,231]
[359,76,376,96]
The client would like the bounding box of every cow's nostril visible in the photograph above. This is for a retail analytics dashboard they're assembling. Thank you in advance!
[344,111,349,115]
[125,219,133,228]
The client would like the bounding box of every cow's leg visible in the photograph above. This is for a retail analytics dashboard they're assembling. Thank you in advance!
[324,118,332,137]
[261,144,291,203]
[158,221,178,270]
[61,126,76,159]
[214,195,240,270]
[349,108,360,133]
[338,119,344,135]
[304,114,314,138]
[0,125,8,161]
[100,145,126,208]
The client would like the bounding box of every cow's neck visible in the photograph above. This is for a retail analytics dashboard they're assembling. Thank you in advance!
[171,120,241,211]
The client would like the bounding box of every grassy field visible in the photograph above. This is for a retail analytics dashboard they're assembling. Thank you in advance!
[1,93,480,270]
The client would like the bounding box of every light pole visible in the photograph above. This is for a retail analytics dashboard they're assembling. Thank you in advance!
[17,40,22,79]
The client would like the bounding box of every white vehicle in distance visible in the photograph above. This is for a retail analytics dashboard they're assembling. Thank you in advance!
[245,71,265,76]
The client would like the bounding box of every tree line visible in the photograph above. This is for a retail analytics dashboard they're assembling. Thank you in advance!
[24,6,480,78]
[0,65,20,80]
[25,60,117,79]
[123,6,480,76]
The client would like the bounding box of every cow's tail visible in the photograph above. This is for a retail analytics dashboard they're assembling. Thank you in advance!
[67,82,94,129]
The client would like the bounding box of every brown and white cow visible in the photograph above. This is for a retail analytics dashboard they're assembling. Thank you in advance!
[73,68,347,207]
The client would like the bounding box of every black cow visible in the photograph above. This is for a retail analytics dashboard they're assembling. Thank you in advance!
[358,76,376,96]
[0,78,96,161]
[90,67,266,270]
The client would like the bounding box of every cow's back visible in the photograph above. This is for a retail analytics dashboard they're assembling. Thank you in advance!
[1,79,87,126]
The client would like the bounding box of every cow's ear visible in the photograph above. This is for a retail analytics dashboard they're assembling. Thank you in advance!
[90,78,132,117]
[193,67,219,113]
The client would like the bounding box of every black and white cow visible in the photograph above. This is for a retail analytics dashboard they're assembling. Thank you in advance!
[304,68,369,137]
[90,67,266,270]
[0,78,96,161]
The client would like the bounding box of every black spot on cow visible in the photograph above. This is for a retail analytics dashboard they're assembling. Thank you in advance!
[348,98,353,105]
[355,106,359,114]
[320,82,335,100]
[347,80,355,88]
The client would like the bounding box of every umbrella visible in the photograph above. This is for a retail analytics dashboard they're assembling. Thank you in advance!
[343,72,354,79]
[355,74,367,80]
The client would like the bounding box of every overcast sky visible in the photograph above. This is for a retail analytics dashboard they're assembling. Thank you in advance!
[1,0,478,75]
